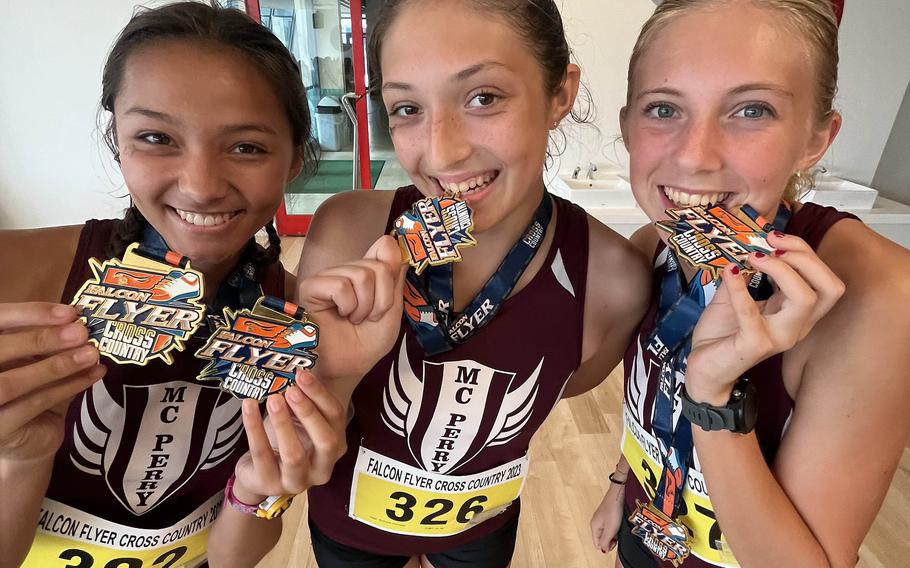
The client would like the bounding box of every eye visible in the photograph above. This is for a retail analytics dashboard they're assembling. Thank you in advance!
[232,143,265,155]
[734,104,773,119]
[645,103,677,119]
[391,104,420,117]
[138,132,172,145]
[467,92,498,108]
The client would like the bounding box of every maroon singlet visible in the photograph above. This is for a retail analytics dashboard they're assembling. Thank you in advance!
[22,219,285,568]
[621,204,861,567]
[308,186,591,554]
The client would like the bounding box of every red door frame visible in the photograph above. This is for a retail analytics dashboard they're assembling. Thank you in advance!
[246,0,372,236]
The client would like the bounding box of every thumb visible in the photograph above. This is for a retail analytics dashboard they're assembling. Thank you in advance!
[365,235,405,271]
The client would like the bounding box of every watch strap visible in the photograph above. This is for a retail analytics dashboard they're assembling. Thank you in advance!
[681,380,757,434]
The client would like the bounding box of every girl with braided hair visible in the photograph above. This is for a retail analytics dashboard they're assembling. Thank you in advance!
[0,3,404,566]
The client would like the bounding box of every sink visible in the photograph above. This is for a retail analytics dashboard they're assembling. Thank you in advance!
[550,174,637,208]
[802,176,878,210]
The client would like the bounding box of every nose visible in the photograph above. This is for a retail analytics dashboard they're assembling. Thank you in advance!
[177,150,228,203]
[674,115,723,175]
[426,109,472,171]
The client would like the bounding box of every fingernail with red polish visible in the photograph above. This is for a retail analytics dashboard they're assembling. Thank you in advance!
[772,231,786,238]
[731,265,741,276]
[774,249,787,257]
[754,252,766,259]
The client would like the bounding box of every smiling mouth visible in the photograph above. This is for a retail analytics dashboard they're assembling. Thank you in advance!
[435,171,500,197]
[662,186,730,208]
[174,208,240,227]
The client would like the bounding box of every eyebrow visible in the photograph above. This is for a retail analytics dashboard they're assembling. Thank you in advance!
[125,107,179,124]
[124,107,277,136]
[382,61,508,92]
[636,83,795,101]
[728,83,794,98]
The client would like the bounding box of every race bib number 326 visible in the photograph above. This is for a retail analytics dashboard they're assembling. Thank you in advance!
[349,447,527,537]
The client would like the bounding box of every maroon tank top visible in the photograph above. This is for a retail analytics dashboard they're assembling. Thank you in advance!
[621,204,860,567]
[309,186,590,555]
[23,219,285,568]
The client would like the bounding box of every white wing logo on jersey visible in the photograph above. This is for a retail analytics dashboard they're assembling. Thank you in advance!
[381,341,541,474]
[71,380,243,515]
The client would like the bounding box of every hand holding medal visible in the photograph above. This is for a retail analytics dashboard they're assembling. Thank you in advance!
[0,303,106,463]
[296,235,407,382]
[686,229,844,404]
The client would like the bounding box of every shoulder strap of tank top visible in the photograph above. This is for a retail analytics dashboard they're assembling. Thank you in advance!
[60,219,116,303]
[546,194,590,307]
[786,202,861,251]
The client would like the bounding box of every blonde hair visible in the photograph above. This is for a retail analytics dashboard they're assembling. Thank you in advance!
[626,0,839,200]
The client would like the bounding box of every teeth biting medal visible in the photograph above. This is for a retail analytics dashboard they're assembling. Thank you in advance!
[656,203,782,279]
[393,187,478,275]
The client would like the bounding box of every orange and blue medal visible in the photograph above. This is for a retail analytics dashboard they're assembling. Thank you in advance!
[395,190,552,356]
[393,193,477,275]
[195,296,319,401]
[70,243,206,365]
[630,202,792,564]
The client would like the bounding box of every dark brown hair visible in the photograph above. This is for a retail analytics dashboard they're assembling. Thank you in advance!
[102,1,316,267]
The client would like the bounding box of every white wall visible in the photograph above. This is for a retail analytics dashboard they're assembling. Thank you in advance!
[555,0,654,176]
[828,0,910,186]
[2,0,909,230]
[0,0,170,229]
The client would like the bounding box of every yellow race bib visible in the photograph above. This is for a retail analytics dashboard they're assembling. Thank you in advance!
[21,494,220,568]
[622,406,740,567]
[349,446,527,537]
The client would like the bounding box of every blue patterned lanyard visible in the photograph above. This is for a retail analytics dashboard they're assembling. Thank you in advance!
[647,202,790,519]
[405,192,553,356]
[141,224,264,332]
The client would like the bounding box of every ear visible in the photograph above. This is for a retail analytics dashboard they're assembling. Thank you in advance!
[287,147,305,183]
[798,112,842,171]
[550,63,581,125]
[619,106,630,150]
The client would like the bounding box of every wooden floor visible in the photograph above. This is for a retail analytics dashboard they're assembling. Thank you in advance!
[266,237,910,568]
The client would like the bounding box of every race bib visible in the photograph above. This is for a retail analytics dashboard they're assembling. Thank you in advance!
[621,406,739,568]
[21,495,221,568]
[349,447,527,537]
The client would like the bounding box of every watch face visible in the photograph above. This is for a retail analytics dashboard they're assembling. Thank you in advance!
[739,380,760,434]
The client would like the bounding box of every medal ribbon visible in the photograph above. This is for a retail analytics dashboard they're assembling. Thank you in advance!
[647,202,791,520]
[405,192,553,356]
[141,224,264,336]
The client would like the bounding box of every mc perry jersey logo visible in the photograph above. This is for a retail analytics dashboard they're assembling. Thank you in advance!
[381,341,543,474]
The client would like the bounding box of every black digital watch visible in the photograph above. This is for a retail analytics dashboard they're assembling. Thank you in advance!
[681,379,758,434]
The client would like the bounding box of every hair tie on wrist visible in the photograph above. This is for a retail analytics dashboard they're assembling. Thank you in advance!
[609,472,627,486]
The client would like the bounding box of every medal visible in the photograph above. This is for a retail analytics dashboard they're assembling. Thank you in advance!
[393,194,477,275]
[195,296,319,401]
[629,500,692,566]
[71,243,206,365]
[400,191,552,356]
[656,204,780,279]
